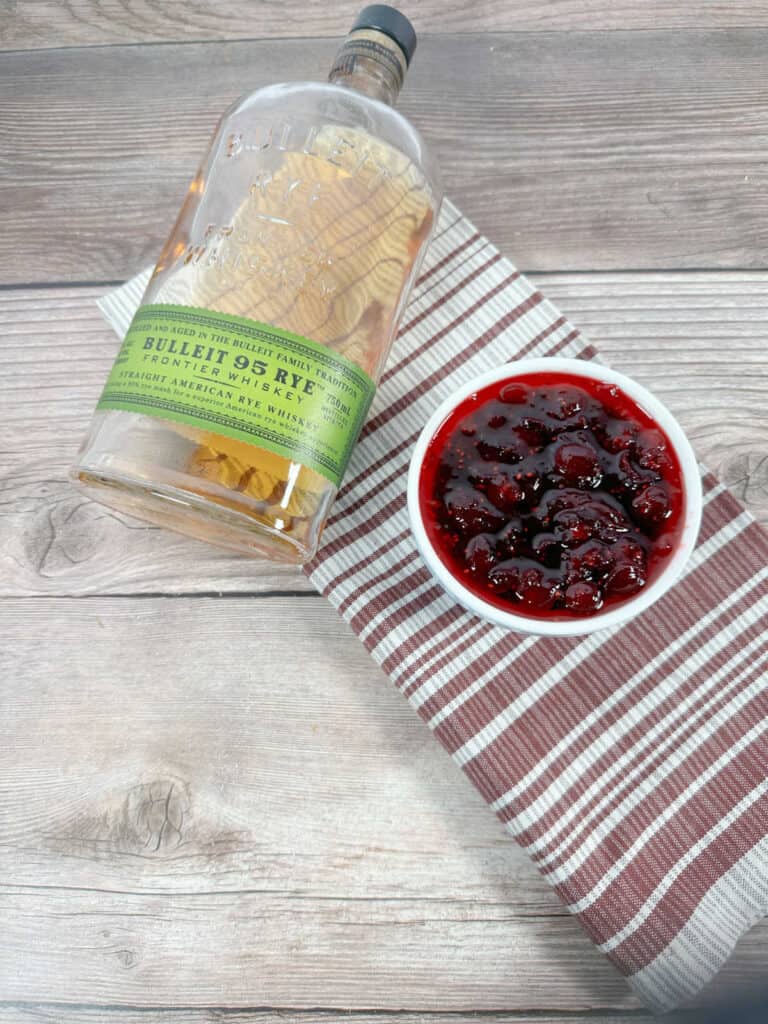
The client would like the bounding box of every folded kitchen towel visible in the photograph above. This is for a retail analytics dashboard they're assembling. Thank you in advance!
[99,198,768,1013]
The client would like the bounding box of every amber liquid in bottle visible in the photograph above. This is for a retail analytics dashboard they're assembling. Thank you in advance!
[74,17,441,562]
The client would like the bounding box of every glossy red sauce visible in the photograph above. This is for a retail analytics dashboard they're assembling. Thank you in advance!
[419,372,685,619]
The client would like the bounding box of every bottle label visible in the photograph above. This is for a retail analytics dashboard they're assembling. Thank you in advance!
[97,304,376,488]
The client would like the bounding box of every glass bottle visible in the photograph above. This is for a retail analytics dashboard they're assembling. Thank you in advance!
[73,5,441,563]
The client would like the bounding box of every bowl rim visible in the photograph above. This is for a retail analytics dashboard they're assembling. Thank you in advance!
[406,356,704,637]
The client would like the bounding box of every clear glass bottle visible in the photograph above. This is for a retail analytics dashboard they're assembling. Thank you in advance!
[73,5,441,563]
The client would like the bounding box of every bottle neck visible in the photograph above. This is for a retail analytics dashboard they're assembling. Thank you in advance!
[328,28,407,106]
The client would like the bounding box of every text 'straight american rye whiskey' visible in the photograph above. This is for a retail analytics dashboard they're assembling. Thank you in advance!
[74,6,442,562]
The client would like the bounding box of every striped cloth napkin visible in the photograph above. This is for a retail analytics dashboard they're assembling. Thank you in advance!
[100,198,768,1013]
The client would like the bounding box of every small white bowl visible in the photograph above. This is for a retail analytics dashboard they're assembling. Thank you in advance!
[407,357,703,637]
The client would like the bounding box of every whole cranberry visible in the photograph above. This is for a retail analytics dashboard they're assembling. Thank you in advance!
[564,581,603,614]
[545,386,584,421]
[477,438,528,464]
[495,517,525,555]
[516,566,561,610]
[632,483,671,527]
[564,540,615,583]
[580,542,614,576]
[553,440,603,488]
[538,487,592,521]
[636,429,672,472]
[499,382,530,405]
[444,485,506,537]
[488,560,522,593]
[577,497,632,541]
[553,508,595,547]
[606,563,645,596]
[613,450,656,492]
[464,533,498,577]
[552,496,629,546]
[611,537,647,568]
[598,418,639,453]
[486,471,526,513]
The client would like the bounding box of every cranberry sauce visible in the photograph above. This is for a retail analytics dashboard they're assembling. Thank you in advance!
[419,371,685,618]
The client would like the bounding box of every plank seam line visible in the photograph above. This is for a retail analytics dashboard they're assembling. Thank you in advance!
[0,590,321,600]
[0,1002,659,1018]
[0,280,126,292]
[6,268,768,294]
[3,24,768,58]
[0,883,566,914]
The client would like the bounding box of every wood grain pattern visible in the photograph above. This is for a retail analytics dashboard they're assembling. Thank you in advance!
[0,596,637,1013]
[3,30,768,281]
[5,0,768,51]
[0,1013,660,1024]
[2,596,767,1013]
[1,274,765,597]
[0,888,635,1010]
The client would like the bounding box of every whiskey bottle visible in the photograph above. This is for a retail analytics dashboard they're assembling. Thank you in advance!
[73,5,441,563]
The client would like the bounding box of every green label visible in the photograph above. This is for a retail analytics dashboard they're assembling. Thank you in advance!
[97,304,375,488]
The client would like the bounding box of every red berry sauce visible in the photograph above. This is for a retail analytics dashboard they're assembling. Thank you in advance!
[419,372,685,619]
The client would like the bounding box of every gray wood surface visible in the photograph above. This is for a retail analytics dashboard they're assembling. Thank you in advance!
[0,1013,663,1024]
[5,0,768,49]
[2,3,768,1023]
[0,597,632,1013]
[3,30,768,280]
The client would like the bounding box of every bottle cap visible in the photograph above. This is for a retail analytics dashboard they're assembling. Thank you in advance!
[351,5,417,66]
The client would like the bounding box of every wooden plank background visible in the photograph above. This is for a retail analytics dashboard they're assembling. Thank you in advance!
[1,3,767,1022]
[4,1,768,49]
[3,29,768,280]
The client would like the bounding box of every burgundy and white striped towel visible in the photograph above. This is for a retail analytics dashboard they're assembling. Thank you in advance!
[100,198,768,1013]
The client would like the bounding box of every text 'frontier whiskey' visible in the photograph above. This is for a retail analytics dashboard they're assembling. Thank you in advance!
[73,6,441,563]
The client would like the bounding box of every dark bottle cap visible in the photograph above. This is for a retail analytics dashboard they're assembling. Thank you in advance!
[351,5,417,66]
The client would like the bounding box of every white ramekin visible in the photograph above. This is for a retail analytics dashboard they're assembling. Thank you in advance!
[407,357,703,637]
